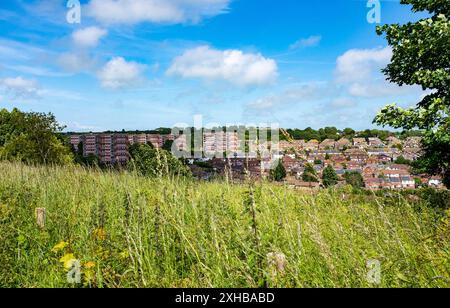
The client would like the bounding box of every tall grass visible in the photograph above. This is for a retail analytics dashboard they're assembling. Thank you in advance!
[0,161,448,288]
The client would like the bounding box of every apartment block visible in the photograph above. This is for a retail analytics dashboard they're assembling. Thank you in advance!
[147,134,164,148]
[98,134,113,164]
[203,131,240,156]
[69,135,81,150]
[173,134,188,154]
[133,134,148,145]
[83,134,98,157]
[113,134,129,164]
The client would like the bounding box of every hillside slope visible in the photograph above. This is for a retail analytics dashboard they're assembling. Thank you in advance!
[0,162,448,288]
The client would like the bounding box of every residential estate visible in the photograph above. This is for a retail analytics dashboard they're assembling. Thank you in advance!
[68,132,444,190]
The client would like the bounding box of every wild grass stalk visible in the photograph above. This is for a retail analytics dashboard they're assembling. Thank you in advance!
[0,161,448,288]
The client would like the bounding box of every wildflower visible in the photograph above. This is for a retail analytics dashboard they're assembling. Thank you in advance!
[93,228,107,241]
[119,250,129,260]
[84,269,95,285]
[52,241,69,253]
[95,246,109,259]
[84,261,96,269]
[59,253,77,270]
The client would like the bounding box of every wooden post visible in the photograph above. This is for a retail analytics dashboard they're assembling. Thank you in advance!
[35,208,46,228]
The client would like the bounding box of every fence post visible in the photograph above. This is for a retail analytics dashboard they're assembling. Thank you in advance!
[35,208,46,228]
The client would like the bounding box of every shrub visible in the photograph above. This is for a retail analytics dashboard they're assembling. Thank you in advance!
[128,143,191,178]
[270,160,287,182]
[344,172,365,189]
[302,163,319,182]
[322,166,339,187]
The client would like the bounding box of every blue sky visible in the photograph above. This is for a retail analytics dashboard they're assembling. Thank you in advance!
[0,0,428,131]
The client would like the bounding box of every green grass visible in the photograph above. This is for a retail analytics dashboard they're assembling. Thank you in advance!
[0,162,448,288]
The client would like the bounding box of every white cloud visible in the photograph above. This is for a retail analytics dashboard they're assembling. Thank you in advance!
[86,0,230,25]
[0,45,27,59]
[69,122,103,132]
[72,27,108,48]
[0,39,50,61]
[335,47,392,84]
[330,97,357,108]
[97,57,146,89]
[57,52,97,73]
[246,96,279,111]
[0,76,40,99]
[245,82,328,114]
[2,64,68,77]
[167,46,278,87]
[334,47,422,99]
[348,82,414,98]
[289,35,322,50]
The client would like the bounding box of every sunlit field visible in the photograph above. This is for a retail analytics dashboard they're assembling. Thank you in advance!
[0,162,448,288]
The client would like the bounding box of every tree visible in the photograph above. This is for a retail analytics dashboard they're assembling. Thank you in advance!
[344,172,365,189]
[128,143,191,178]
[374,0,449,187]
[302,163,319,182]
[322,165,339,187]
[70,141,100,167]
[162,139,174,152]
[271,160,287,182]
[394,156,413,165]
[0,108,73,164]
[319,127,339,141]
[343,128,356,139]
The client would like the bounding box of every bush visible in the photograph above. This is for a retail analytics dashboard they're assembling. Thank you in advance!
[417,188,450,210]
[270,160,287,182]
[322,166,338,187]
[128,143,191,178]
[344,172,364,189]
[0,108,73,165]
[302,163,319,182]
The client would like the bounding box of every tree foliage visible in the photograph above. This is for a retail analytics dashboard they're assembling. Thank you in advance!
[344,172,365,189]
[270,160,287,182]
[71,141,100,167]
[128,143,191,178]
[374,0,449,187]
[0,108,73,164]
[302,163,319,182]
[322,165,339,187]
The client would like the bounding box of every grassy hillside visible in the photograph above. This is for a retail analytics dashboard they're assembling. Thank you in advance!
[0,162,448,288]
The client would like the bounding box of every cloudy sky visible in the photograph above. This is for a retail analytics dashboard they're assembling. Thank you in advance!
[0,0,428,131]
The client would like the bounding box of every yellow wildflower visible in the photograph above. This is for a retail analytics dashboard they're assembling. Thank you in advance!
[93,228,107,241]
[59,253,77,270]
[84,261,96,269]
[52,241,69,253]
[119,250,129,260]
[83,269,95,286]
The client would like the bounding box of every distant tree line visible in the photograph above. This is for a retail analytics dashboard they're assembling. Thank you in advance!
[282,127,423,142]
[66,126,424,144]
